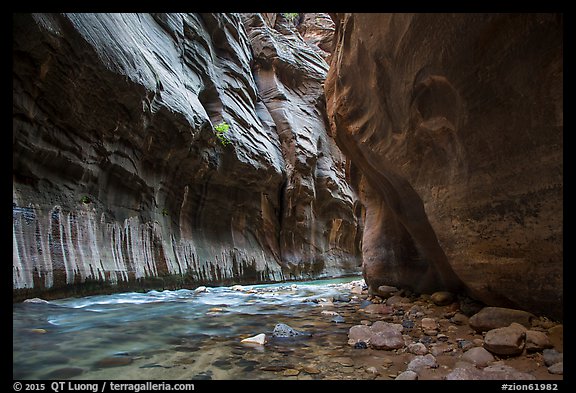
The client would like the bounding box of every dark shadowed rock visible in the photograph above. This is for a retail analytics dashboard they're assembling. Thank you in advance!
[325,13,563,320]
[431,291,455,306]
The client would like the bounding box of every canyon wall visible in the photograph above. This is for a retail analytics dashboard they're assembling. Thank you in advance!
[13,13,360,300]
[326,13,563,319]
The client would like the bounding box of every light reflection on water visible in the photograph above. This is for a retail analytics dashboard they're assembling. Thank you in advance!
[13,276,364,380]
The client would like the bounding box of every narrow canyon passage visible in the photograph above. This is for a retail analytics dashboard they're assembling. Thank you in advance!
[13,13,562,381]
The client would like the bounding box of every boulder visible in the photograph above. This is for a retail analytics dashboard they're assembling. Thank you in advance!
[469,307,534,332]
[483,323,526,356]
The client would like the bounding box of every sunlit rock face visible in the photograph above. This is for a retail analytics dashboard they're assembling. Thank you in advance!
[326,13,563,320]
[13,13,360,300]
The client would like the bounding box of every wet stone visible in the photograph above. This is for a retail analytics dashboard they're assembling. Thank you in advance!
[43,367,84,379]
[94,356,133,368]
[302,366,321,374]
[283,368,300,376]
[173,346,202,352]
[402,320,415,329]
[273,323,308,338]
[212,359,233,370]
[332,315,346,323]
[354,341,368,349]
[192,372,212,380]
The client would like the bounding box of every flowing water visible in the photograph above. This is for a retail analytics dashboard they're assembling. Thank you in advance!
[14,276,383,380]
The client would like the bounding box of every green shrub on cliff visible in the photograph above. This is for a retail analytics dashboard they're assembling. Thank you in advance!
[214,121,231,146]
[283,13,299,24]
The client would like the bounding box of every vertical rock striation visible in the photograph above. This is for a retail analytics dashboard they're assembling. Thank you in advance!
[13,13,359,300]
[325,13,563,319]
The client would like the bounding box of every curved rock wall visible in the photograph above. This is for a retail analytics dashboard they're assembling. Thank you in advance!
[13,13,360,300]
[325,13,563,319]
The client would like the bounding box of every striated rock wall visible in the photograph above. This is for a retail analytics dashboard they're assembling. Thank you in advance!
[325,13,563,319]
[13,13,359,300]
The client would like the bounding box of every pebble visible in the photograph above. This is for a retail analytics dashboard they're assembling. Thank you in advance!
[406,354,438,372]
[461,347,495,367]
[431,291,455,306]
[29,328,47,334]
[375,285,398,298]
[273,323,307,338]
[333,294,351,303]
[450,313,469,325]
[365,366,380,375]
[386,295,411,306]
[332,315,346,323]
[407,342,428,355]
[332,357,354,367]
[354,341,368,349]
[547,362,563,375]
[395,370,418,380]
[363,304,393,315]
[321,310,339,316]
[543,348,563,366]
[283,368,300,376]
[240,333,267,345]
[457,339,474,351]
[302,366,321,374]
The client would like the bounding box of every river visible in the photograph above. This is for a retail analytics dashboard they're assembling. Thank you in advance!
[13,276,375,380]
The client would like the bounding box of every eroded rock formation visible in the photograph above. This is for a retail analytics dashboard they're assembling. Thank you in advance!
[326,13,563,319]
[13,13,359,300]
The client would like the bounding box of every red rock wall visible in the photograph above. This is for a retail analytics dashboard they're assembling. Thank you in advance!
[326,13,563,319]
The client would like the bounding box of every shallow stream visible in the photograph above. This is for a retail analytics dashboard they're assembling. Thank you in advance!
[14,276,378,380]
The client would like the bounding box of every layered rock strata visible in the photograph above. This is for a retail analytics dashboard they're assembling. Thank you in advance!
[13,13,359,300]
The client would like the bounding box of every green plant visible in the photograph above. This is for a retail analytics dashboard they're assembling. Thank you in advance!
[161,208,169,216]
[214,121,231,146]
[283,13,299,24]
[80,196,91,204]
